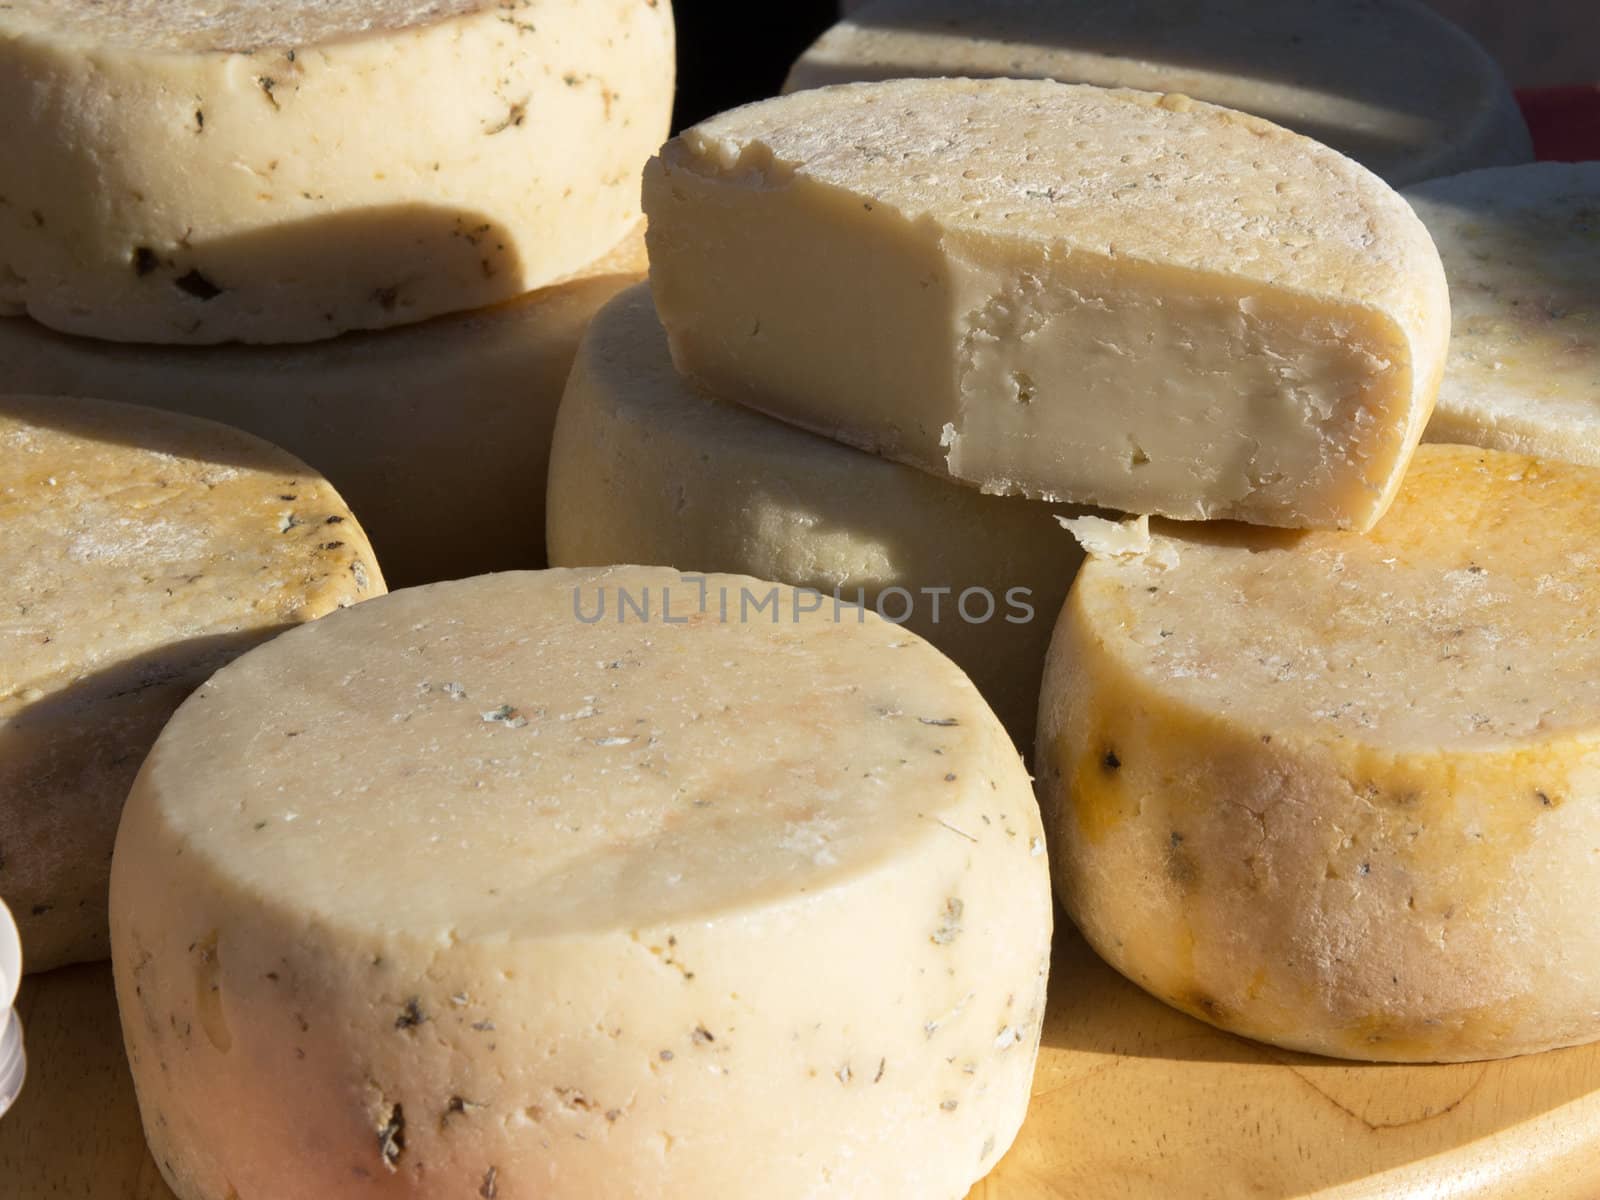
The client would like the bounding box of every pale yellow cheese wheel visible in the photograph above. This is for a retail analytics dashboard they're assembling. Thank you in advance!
[1,393,383,973]
[1038,444,1600,1062]
[110,567,1051,1199]
[0,0,674,343]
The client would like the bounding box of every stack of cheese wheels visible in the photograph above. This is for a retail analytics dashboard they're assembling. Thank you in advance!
[802,0,1531,187]
[0,393,384,974]
[546,284,1085,747]
[110,567,1053,1200]
[0,0,676,583]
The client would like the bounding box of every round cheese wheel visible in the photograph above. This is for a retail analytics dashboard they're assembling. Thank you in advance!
[1409,164,1600,466]
[110,567,1052,1200]
[0,0,673,344]
[547,285,1084,746]
[1,394,383,973]
[1037,444,1600,1062]
[0,228,647,587]
[793,0,1531,187]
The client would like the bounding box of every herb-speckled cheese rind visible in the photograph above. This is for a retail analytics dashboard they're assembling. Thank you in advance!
[546,285,1085,746]
[1036,444,1600,1063]
[0,227,648,586]
[0,0,674,344]
[1407,164,1600,466]
[645,78,1450,533]
[1,394,384,974]
[790,0,1531,188]
[110,567,1052,1200]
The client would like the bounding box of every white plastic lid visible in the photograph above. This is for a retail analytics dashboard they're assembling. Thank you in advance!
[0,897,24,1117]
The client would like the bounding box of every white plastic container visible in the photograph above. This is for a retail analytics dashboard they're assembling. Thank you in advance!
[0,896,24,1117]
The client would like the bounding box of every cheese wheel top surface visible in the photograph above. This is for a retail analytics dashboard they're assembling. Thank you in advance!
[1076,444,1600,754]
[1,0,481,51]
[139,568,1024,940]
[680,79,1432,309]
[1408,163,1600,464]
[1,394,382,719]
[789,0,1532,186]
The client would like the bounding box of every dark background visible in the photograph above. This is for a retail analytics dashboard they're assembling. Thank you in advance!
[672,1,840,130]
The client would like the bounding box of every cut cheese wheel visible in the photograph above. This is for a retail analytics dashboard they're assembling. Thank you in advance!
[793,0,1532,188]
[1036,444,1600,1063]
[1407,164,1600,465]
[0,227,648,587]
[546,284,1084,746]
[110,567,1052,1200]
[644,78,1451,532]
[0,0,673,344]
[1,394,383,974]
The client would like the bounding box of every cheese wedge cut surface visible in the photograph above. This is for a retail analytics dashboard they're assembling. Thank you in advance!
[1406,164,1600,465]
[1,394,383,974]
[645,78,1450,532]
[790,0,1532,188]
[1037,444,1600,1063]
[110,567,1052,1200]
[547,285,1085,746]
[0,0,673,344]
[0,227,648,587]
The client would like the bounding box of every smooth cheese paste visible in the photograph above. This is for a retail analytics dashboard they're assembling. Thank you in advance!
[0,228,649,586]
[1038,444,1600,1062]
[1409,164,1600,465]
[546,284,1085,747]
[645,78,1450,532]
[110,567,1052,1199]
[791,0,1532,187]
[1,394,384,973]
[0,0,674,343]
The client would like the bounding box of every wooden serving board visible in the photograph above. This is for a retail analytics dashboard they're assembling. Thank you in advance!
[6,927,1600,1199]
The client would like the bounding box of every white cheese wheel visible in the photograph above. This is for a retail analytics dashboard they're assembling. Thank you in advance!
[1408,164,1600,465]
[0,228,647,587]
[110,567,1052,1200]
[0,0,674,344]
[546,285,1084,746]
[644,78,1450,533]
[1037,444,1600,1062]
[796,0,1531,188]
[1,394,384,973]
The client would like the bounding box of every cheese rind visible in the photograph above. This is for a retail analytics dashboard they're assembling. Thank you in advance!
[1407,164,1600,465]
[0,0,673,344]
[1,393,383,973]
[792,0,1532,188]
[0,228,647,586]
[546,285,1084,745]
[645,78,1450,532]
[110,567,1051,1199]
[1036,444,1600,1062]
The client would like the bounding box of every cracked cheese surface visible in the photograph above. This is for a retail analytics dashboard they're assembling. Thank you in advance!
[0,394,384,973]
[1409,164,1600,466]
[0,0,673,343]
[110,567,1052,1200]
[0,226,649,587]
[787,0,1532,188]
[645,77,1450,532]
[1036,444,1600,1062]
[546,284,1085,747]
